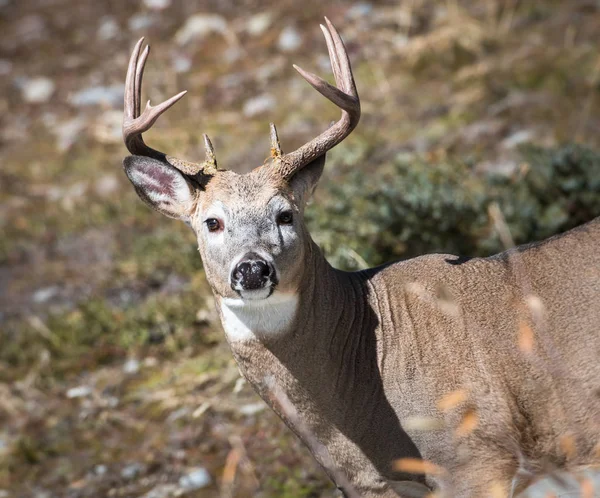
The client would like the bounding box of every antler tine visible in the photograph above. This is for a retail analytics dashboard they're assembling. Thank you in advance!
[134,44,149,117]
[123,38,187,158]
[203,134,217,170]
[323,17,357,98]
[320,22,344,93]
[123,39,218,176]
[124,38,144,122]
[270,123,283,158]
[274,19,360,180]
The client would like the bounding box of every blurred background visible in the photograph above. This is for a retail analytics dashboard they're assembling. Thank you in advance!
[2,0,600,496]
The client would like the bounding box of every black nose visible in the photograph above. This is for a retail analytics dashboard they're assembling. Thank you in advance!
[231,253,274,291]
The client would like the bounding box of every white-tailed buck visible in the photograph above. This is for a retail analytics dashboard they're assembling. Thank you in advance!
[122,18,600,497]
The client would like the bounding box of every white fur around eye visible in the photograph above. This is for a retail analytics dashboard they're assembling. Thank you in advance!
[201,201,228,237]
[268,196,293,218]
[203,201,227,222]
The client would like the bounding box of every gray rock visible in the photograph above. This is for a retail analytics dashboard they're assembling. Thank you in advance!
[32,286,59,303]
[175,14,227,45]
[239,402,266,416]
[33,491,51,498]
[105,396,119,408]
[123,358,140,375]
[501,129,534,149]
[21,77,55,103]
[166,407,189,423]
[246,13,272,36]
[70,84,124,107]
[478,158,518,176]
[346,3,374,19]
[97,17,119,41]
[94,174,119,197]
[142,484,179,498]
[178,468,211,490]
[66,386,92,399]
[128,13,155,31]
[243,93,275,117]
[51,117,86,152]
[172,54,192,73]
[278,26,302,52]
[94,464,108,476]
[121,462,145,480]
[143,0,171,9]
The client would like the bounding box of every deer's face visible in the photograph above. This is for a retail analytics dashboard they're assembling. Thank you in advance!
[191,168,312,300]
[124,156,325,302]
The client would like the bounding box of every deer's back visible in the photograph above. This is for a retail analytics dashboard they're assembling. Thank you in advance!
[370,217,600,474]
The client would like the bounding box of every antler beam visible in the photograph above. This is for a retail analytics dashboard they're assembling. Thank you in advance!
[122,38,217,176]
[274,18,361,180]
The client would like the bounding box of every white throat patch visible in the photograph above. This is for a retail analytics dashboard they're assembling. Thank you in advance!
[219,293,299,342]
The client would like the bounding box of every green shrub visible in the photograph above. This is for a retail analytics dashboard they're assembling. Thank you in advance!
[309,143,600,270]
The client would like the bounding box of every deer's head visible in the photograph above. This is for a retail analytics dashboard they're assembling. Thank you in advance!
[122,19,360,302]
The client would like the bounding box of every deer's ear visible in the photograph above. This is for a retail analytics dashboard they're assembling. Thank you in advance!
[123,156,196,222]
[288,153,326,203]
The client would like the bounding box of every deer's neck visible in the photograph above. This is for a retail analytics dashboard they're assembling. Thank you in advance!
[215,242,425,495]
[217,240,369,346]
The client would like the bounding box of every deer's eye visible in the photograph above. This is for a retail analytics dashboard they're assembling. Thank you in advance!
[205,218,222,232]
[277,211,294,225]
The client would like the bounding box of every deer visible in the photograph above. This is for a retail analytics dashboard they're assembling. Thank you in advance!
[121,18,600,498]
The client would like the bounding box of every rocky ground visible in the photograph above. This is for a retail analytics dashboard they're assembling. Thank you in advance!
[1,0,600,496]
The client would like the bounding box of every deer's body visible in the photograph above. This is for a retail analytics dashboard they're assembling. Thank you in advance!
[219,217,600,496]
[121,20,600,497]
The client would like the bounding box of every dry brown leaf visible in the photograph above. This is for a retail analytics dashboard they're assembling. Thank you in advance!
[525,294,545,321]
[518,320,535,353]
[559,434,576,460]
[222,448,241,485]
[455,409,479,437]
[437,389,468,412]
[436,284,460,317]
[489,480,509,498]
[594,440,600,460]
[69,479,87,490]
[393,457,446,476]
[580,478,594,498]
[403,416,445,431]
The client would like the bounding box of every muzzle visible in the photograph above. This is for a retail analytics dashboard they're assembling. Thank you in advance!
[231,252,277,292]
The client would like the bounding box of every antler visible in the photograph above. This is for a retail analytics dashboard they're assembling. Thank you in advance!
[271,18,361,180]
[123,38,217,176]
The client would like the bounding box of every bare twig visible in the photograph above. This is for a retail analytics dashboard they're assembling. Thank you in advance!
[266,378,361,498]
